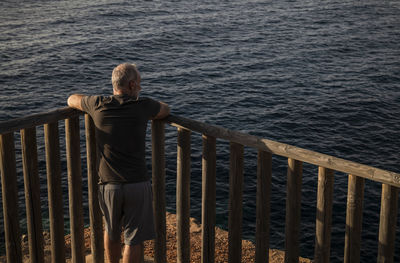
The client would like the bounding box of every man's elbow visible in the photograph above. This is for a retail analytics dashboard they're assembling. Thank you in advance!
[162,104,171,117]
[154,103,170,119]
[67,96,74,107]
[67,94,84,111]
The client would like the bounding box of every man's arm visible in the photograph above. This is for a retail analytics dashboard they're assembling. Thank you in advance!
[152,101,170,119]
[67,94,85,111]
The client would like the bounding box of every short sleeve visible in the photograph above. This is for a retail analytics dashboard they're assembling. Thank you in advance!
[81,95,102,116]
[143,98,161,119]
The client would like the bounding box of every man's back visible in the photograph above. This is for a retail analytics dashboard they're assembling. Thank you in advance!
[81,94,161,184]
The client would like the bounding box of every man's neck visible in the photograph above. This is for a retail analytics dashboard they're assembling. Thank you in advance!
[113,88,139,99]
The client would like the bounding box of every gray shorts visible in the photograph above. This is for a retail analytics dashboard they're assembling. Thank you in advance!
[98,181,155,246]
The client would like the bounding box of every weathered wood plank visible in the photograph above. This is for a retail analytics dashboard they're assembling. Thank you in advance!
[2,111,399,187]
[255,150,272,263]
[284,158,303,263]
[344,174,364,263]
[201,135,216,263]
[152,120,167,263]
[21,127,44,263]
[228,142,244,263]
[0,132,22,263]
[44,122,66,263]
[377,184,398,263]
[65,116,85,263]
[314,167,334,263]
[85,114,104,263]
[0,107,81,134]
[166,115,400,187]
[176,128,191,263]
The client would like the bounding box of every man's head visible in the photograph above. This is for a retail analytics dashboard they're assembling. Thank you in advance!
[111,63,141,97]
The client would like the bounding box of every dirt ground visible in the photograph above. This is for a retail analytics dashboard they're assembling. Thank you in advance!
[1,212,312,263]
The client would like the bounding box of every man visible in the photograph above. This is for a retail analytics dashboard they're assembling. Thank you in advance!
[67,63,170,263]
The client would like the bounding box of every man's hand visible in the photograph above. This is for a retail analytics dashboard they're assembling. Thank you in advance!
[153,101,170,119]
[67,94,85,111]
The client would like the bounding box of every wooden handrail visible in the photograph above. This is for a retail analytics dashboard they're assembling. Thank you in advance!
[1,111,399,187]
[0,107,81,134]
[166,115,400,188]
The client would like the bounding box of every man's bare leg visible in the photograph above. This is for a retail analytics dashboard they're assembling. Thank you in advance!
[122,243,143,263]
[104,232,122,263]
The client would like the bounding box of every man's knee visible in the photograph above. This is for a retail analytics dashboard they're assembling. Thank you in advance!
[123,242,144,263]
[128,242,143,251]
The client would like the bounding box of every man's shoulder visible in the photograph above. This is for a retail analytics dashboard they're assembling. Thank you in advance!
[137,97,155,102]
[136,97,161,117]
[81,95,110,112]
[85,94,107,100]
[85,95,112,104]
[136,97,160,106]
[138,97,161,105]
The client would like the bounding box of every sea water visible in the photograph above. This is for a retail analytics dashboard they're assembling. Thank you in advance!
[0,0,399,262]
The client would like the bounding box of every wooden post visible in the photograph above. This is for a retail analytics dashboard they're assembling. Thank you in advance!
[65,116,85,263]
[0,132,22,263]
[152,120,167,263]
[85,114,104,262]
[201,135,216,263]
[177,128,191,263]
[255,150,272,263]
[344,174,364,263]
[228,142,244,263]
[21,127,44,263]
[377,184,398,263]
[314,167,334,263]
[44,122,66,263]
[284,158,303,263]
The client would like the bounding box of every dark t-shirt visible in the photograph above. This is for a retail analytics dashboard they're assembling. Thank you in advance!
[81,94,160,184]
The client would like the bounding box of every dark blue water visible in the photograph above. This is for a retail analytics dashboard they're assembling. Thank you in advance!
[1,0,399,262]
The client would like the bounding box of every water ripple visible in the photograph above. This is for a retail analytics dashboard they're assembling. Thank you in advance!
[1,0,400,261]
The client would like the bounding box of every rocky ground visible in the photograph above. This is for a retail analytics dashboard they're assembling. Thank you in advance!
[1,212,312,263]
[142,212,311,263]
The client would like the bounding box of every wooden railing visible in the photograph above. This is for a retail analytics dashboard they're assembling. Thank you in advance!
[0,108,399,263]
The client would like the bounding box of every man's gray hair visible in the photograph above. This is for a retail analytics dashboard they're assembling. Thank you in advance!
[111,63,138,90]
